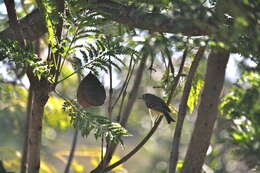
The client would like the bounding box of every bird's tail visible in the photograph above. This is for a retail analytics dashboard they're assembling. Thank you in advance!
[163,112,175,124]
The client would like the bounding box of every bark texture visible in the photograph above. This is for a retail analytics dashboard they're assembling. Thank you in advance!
[0,9,46,41]
[169,47,205,173]
[180,49,229,173]
[27,80,49,173]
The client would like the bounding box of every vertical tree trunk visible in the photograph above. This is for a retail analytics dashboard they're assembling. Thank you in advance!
[169,47,205,173]
[27,80,49,173]
[180,49,229,173]
[20,87,33,173]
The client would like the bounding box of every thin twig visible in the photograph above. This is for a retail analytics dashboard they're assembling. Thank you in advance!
[115,57,136,121]
[169,46,206,173]
[56,59,98,84]
[103,47,189,171]
[108,55,113,120]
[64,129,79,173]
[91,53,148,173]
[105,116,163,172]
[64,72,81,173]
[112,55,135,109]
[168,47,188,103]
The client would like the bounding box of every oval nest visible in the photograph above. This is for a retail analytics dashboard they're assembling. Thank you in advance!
[77,72,106,107]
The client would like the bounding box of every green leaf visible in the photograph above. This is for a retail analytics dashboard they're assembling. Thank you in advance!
[187,77,204,114]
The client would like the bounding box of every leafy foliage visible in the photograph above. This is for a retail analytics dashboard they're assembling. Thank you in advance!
[0,40,53,81]
[76,37,137,75]
[187,76,204,113]
[220,72,260,169]
[62,100,131,145]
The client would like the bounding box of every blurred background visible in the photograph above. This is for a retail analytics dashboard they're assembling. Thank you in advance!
[1,0,260,173]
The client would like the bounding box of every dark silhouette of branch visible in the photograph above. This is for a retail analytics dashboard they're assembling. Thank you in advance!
[169,46,206,173]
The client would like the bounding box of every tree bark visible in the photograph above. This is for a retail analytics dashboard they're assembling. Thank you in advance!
[20,87,34,173]
[27,79,49,173]
[180,49,229,173]
[0,1,209,44]
[0,9,46,41]
[169,47,205,173]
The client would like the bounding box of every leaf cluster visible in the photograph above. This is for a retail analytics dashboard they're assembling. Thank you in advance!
[220,72,260,169]
[73,37,138,75]
[62,100,131,145]
[0,40,53,81]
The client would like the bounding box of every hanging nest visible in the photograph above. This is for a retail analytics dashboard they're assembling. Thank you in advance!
[77,72,106,107]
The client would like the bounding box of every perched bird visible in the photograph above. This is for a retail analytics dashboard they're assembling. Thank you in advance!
[141,93,175,124]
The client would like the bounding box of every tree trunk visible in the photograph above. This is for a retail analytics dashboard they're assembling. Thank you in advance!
[27,80,49,173]
[180,49,229,173]
[169,47,205,173]
[20,87,33,173]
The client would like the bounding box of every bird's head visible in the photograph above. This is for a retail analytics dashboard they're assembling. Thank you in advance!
[139,93,153,101]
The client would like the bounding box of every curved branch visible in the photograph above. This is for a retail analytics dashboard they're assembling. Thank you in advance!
[105,116,163,172]
[103,47,189,172]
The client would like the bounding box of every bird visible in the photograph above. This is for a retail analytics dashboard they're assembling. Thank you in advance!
[140,93,175,124]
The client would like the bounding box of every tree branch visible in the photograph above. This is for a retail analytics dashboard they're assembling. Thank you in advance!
[3,0,24,45]
[180,48,229,173]
[169,46,206,173]
[103,46,189,171]
[87,0,209,36]
[0,0,210,46]
[90,52,148,173]
[105,116,163,172]
[0,9,46,41]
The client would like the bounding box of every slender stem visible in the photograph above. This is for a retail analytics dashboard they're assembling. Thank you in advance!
[112,55,134,109]
[103,47,188,171]
[56,59,97,84]
[169,46,206,173]
[108,55,113,120]
[91,53,148,173]
[64,129,79,173]
[105,116,163,172]
[101,135,104,165]
[56,23,82,84]
[64,72,82,173]
[168,47,188,103]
